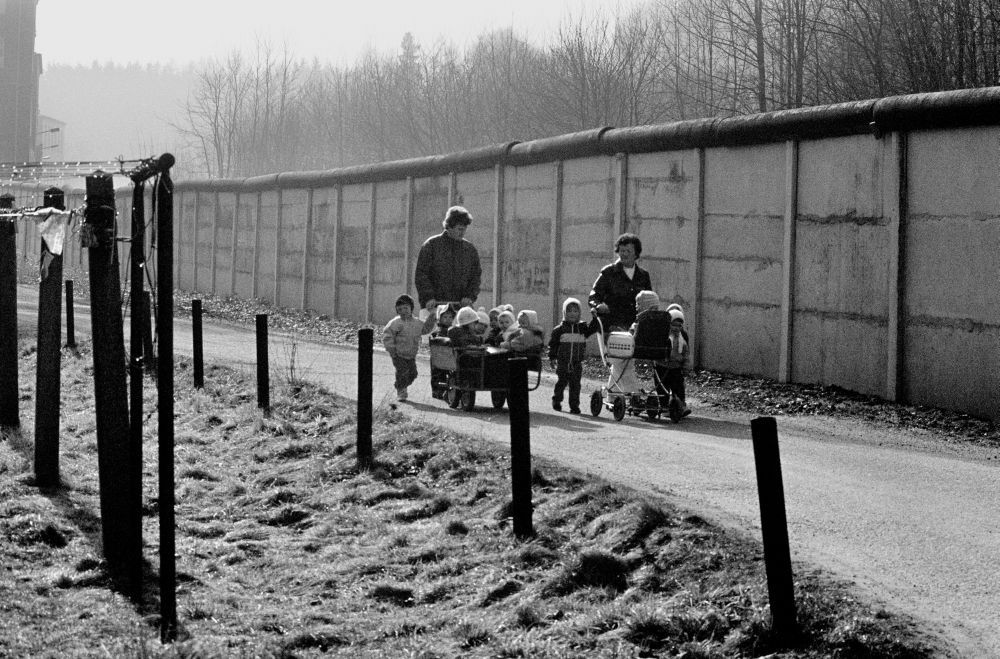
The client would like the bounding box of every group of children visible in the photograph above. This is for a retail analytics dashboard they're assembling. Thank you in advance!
[380,291,690,415]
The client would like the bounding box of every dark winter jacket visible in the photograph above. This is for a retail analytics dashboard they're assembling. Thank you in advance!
[548,321,593,367]
[446,325,483,349]
[588,261,652,330]
[414,232,482,308]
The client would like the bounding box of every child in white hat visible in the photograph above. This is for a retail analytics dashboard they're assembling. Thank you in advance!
[663,305,691,416]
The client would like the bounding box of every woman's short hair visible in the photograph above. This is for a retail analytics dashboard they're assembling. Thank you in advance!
[615,233,642,257]
[443,205,473,229]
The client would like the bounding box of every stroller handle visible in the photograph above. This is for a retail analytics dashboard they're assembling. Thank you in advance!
[592,314,609,364]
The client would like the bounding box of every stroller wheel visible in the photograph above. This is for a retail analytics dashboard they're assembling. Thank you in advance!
[646,408,660,420]
[590,390,603,417]
[461,391,476,411]
[612,396,626,421]
[447,387,461,408]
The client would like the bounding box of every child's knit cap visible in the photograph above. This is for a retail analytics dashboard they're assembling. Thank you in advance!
[635,290,660,313]
[456,306,479,327]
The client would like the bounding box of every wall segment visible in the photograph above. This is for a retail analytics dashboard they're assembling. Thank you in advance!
[12,88,1000,419]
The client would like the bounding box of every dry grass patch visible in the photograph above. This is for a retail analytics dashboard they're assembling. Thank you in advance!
[0,339,951,657]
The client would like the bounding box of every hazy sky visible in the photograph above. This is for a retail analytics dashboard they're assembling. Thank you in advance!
[36,0,647,68]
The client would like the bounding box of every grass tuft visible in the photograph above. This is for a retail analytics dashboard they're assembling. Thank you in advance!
[281,628,349,652]
[544,550,630,596]
[370,583,415,607]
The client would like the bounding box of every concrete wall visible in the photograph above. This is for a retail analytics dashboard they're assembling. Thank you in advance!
[14,88,1000,420]
[700,143,786,377]
[903,127,1000,418]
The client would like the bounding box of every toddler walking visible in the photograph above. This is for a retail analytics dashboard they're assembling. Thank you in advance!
[382,294,426,401]
[548,297,594,413]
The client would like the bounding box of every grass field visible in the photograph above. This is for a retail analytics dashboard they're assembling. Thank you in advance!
[0,339,949,657]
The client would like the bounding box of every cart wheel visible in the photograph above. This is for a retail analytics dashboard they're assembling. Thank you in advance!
[590,390,603,417]
[612,396,626,421]
[668,395,683,423]
[461,391,476,411]
[491,391,506,410]
[447,387,461,408]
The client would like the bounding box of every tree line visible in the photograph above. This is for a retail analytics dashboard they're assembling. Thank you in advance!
[178,0,1000,178]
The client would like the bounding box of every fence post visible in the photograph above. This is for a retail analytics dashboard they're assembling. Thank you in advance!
[126,178,146,597]
[148,159,178,642]
[141,290,155,371]
[84,172,141,595]
[0,193,18,429]
[507,357,534,539]
[192,299,204,388]
[65,279,76,348]
[256,314,270,415]
[750,416,798,642]
[356,328,373,470]
[34,187,65,486]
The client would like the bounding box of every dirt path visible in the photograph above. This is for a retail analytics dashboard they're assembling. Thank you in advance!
[15,286,999,656]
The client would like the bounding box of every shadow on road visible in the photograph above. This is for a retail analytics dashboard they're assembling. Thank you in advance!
[404,398,751,441]
[404,400,611,433]
[636,414,752,441]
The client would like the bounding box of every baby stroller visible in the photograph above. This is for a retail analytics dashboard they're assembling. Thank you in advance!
[589,312,685,423]
[429,337,542,411]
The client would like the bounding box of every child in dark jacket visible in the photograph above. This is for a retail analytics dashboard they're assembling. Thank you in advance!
[548,297,595,413]
[429,304,458,399]
[663,304,691,416]
[447,306,485,349]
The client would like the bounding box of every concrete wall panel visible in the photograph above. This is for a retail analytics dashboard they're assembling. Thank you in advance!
[798,135,885,219]
[704,144,785,215]
[791,313,888,395]
[305,187,337,315]
[628,150,700,307]
[372,180,408,325]
[257,191,279,302]
[234,193,256,299]
[455,170,496,305]
[558,157,617,326]
[699,144,784,378]
[789,135,895,392]
[195,192,214,292]
[904,326,1000,418]
[215,192,235,296]
[336,184,371,320]
[177,192,196,290]
[903,127,1000,414]
[700,301,780,376]
[409,177,450,306]
[503,163,555,327]
[277,189,307,308]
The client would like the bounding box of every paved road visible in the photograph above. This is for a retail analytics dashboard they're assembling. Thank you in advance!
[14,284,1000,656]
